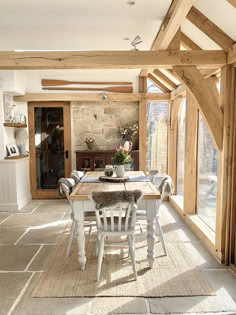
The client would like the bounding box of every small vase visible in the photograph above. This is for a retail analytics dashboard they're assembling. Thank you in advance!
[87,143,93,150]
[115,165,125,178]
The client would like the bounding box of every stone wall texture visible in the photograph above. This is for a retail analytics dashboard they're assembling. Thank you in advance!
[71,101,139,169]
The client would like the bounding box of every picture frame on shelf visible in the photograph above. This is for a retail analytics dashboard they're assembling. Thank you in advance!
[20,114,26,124]
[3,94,13,122]
[6,144,20,157]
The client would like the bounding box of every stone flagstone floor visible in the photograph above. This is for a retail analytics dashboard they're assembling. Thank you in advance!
[0,200,236,315]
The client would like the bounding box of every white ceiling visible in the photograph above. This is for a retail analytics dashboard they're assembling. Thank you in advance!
[0,0,172,51]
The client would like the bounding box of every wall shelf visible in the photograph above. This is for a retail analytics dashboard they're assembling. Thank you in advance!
[4,155,29,160]
[4,122,27,128]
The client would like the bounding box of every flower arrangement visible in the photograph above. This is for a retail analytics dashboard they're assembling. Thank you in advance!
[119,122,138,141]
[113,145,132,165]
[85,137,95,149]
[85,137,95,145]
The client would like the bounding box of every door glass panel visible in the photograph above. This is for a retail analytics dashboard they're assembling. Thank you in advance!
[35,107,64,189]
[95,158,104,169]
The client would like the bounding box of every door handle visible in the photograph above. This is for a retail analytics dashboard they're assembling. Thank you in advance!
[65,150,69,159]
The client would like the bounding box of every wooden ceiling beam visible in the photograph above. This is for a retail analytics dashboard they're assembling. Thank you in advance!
[173,65,223,150]
[0,50,226,69]
[140,0,195,76]
[187,6,235,52]
[148,74,171,93]
[227,0,236,8]
[181,32,201,50]
[14,92,171,102]
[153,69,178,90]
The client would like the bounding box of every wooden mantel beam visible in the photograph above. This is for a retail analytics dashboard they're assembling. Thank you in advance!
[173,65,223,150]
[14,92,171,103]
[187,7,235,52]
[0,50,226,70]
[140,0,195,76]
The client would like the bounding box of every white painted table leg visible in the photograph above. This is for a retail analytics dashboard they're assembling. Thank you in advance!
[73,201,86,270]
[146,199,156,268]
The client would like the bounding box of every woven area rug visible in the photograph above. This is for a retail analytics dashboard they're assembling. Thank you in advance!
[31,222,215,298]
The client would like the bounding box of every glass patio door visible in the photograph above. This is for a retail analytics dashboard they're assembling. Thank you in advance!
[28,102,71,199]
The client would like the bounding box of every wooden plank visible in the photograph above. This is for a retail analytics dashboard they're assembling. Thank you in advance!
[183,92,198,214]
[200,68,221,79]
[0,51,226,70]
[14,92,171,102]
[187,7,235,52]
[4,122,27,128]
[173,65,223,150]
[168,96,183,192]
[148,74,171,93]
[227,0,236,8]
[153,69,178,90]
[181,32,201,50]
[4,155,29,160]
[216,65,234,263]
[139,76,147,93]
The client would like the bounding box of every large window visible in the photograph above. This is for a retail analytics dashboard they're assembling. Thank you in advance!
[146,79,168,173]
[176,97,186,202]
[197,113,218,232]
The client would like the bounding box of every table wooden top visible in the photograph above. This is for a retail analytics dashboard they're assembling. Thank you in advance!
[70,171,160,201]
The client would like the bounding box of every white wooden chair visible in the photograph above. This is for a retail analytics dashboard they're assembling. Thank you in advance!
[137,175,173,257]
[60,181,96,257]
[89,190,143,282]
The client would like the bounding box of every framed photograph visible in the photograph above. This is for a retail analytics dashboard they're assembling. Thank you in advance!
[6,144,20,157]
[20,114,26,124]
[3,94,13,122]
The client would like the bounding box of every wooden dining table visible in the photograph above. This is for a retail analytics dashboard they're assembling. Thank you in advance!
[70,171,160,270]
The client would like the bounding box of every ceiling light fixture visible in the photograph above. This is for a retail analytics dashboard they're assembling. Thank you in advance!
[100,93,107,100]
[127,0,135,5]
[131,35,142,51]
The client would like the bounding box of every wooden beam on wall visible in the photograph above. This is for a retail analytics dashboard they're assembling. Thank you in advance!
[139,77,147,173]
[184,92,198,214]
[140,0,195,76]
[148,74,171,93]
[187,7,235,52]
[168,96,183,192]
[173,65,223,150]
[0,50,226,70]
[181,32,201,50]
[14,92,171,103]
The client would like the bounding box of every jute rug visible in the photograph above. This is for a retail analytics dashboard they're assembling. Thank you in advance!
[31,221,215,298]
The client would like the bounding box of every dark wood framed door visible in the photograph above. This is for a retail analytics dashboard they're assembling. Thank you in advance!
[28,102,71,199]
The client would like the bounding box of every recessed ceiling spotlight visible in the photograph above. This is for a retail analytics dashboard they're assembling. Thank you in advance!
[127,1,135,6]
[123,37,130,41]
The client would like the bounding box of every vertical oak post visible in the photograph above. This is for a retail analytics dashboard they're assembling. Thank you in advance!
[168,96,183,193]
[216,65,233,262]
[139,77,147,173]
[183,92,198,214]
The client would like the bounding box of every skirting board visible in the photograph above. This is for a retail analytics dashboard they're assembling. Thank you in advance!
[0,194,32,212]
